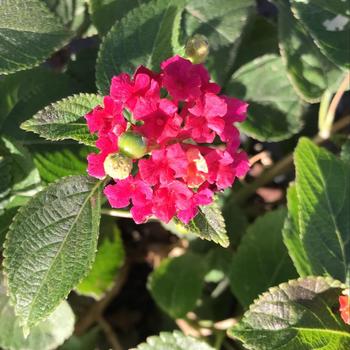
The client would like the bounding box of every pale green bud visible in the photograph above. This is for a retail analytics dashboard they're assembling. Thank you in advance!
[103,153,133,179]
[185,34,209,64]
[118,131,147,159]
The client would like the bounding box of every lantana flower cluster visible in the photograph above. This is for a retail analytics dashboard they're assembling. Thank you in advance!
[86,55,249,224]
[339,294,350,325]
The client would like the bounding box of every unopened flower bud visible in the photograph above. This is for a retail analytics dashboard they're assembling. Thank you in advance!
[185,34,209,64]
[118,131,147,159]
[104,153,133,179]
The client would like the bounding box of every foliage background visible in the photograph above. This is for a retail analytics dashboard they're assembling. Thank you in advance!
[0,0,349,349]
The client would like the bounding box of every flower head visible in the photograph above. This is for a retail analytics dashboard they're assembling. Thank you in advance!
[86,55,249,224]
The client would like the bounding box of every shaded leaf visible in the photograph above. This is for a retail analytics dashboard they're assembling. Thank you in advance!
[0,276,74,350]
[229,208,297,308]
[148,253,207,318]
[291,0,350,68]
[228,276,350,350]
[226,54,303,141]
[95,0,185,94]
[21,94,102,146]
[183,0,254,84]
[3,175,102,330]
[277,0,343,102]
[0,0,71,74]
[88,0,150,36]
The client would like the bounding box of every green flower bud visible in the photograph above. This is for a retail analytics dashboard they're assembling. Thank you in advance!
[103,153,133,179]
[118,131,147,159]
[185,34,209,64]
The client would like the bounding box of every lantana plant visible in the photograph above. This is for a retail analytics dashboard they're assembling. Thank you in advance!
[86,55,249,224]
[0,0,349,349]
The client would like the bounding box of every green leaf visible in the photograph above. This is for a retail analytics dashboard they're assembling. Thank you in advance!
[294,138,350,283]
[231,15,279,73]
[44,0,88,32]
[228,276,350,350]
[0,275,74,350]
[88,0,150,36]
[183,0,254,84]
[283,185,313,277]
[21,94,102,146]
[229,208,297,308]
[76,222,125,299]
[60,327,100,350]
[276,0,343,102]
[0,137,41,211]
[291,0,350,68]
[135,331,215,349]
[0,0,71,75]
[95,0,185,94]
[3,175,102,330]
[34,149,87,183]
[186,203,230,248]
[341,138,350,163]
[148,253,207,318]
[0,208,17,248]
[226,54,303,141]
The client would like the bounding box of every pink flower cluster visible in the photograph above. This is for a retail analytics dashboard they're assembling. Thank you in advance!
[86,55,249,224]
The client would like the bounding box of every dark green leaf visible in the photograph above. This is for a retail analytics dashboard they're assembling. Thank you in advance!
[95,0,185,94]
[341,138,350,163]
[148,253,207,318]
[135,331,215,349]
[0,0,71,74]
[283,185,313,276]
[21,94,102,146]
[3,175,102,330]
[228,276,350,350]
[229,208,297,308]
[291,0,350,68]
[0,275,74,350]
[88,0,150,36]
[295,138,350,283]
[277,0,343,102]
[183,0,254,84]
[226,54,304,141]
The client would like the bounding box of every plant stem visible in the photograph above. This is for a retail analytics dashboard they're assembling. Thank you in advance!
[98,316,123,350]
[234,114,350,204]
[101,208,134,218]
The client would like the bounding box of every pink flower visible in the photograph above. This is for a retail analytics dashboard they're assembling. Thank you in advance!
[86,55,249,225]
[138,144,188,185]
[339,294,350,325]
[104,176,153,223]
[110,66,160,119]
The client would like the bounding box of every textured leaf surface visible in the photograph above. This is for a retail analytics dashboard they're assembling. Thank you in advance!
[229,277,350,350]
[283,185,313,277]
[182,0,254,84]
[186,203,229,247]
[0,0,71,74]
[34,149,86,183]
[291,0,350,68]
[229,208,297,307]
[96,0,185,94]
[77,223,125,299]
[148,253,207,318]
[277,0,343,102]
[134,331,214,350]
[0,276,74,350]
[21,94,102,146]
[89,0,149,35]
[226,55,303,141]
[3,175,102,330]
[295,138,350,283]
